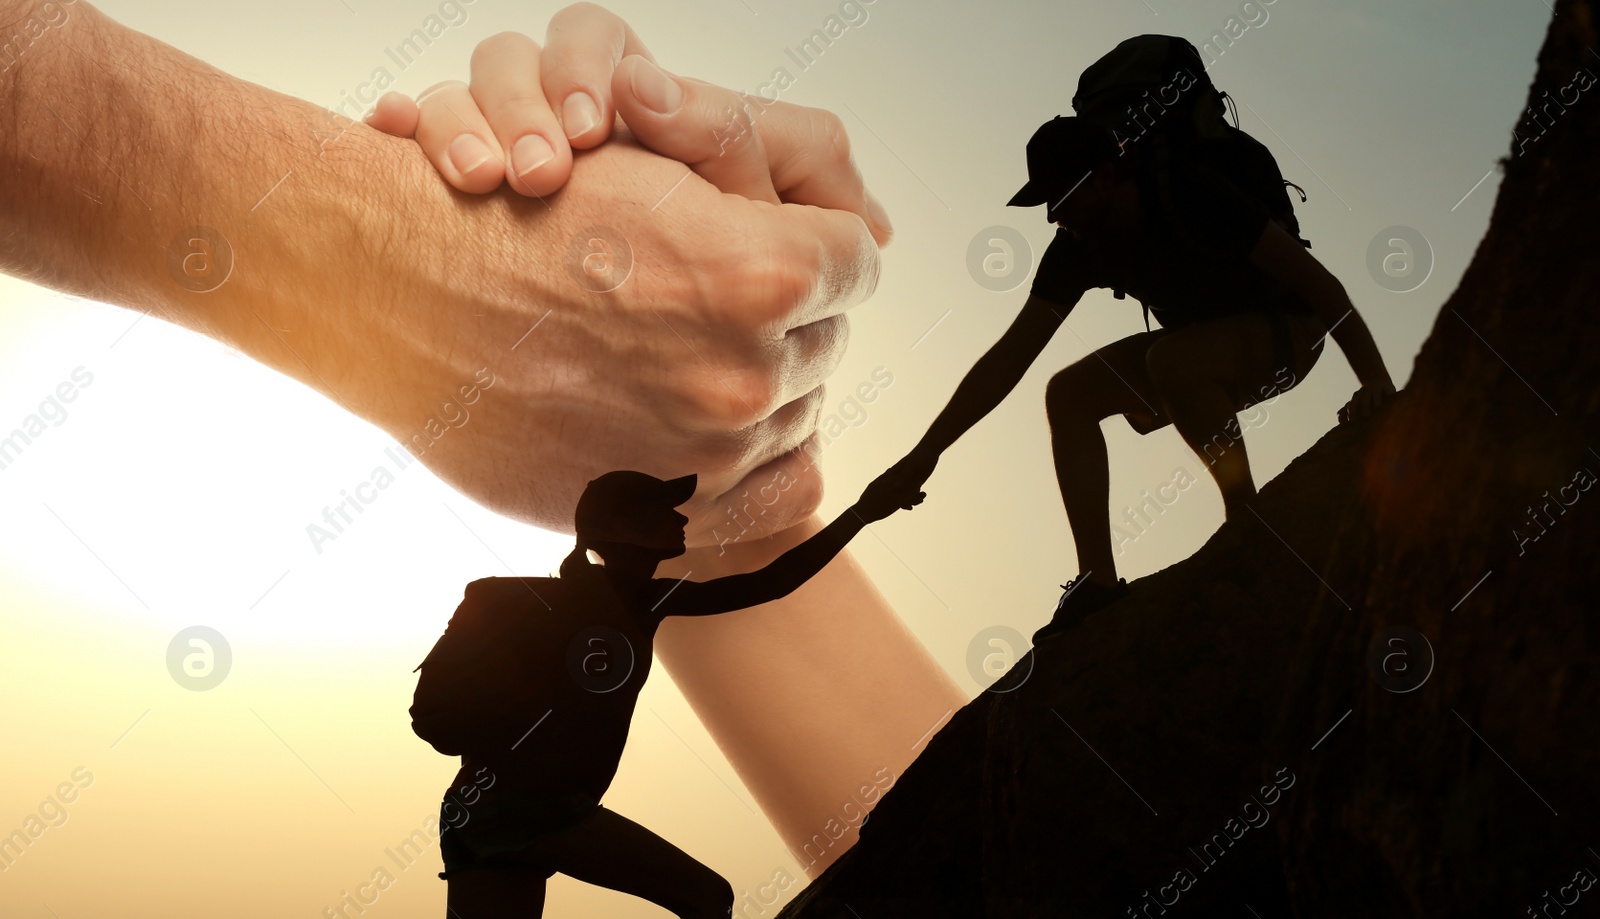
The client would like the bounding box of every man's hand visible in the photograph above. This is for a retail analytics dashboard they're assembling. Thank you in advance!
[353,4,904,544]
[365,3,892,245]
[0,0,967,869]
[345,124,880,545]
[0,0,881,547]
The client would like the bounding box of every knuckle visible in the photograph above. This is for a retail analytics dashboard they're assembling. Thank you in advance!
[417,80,468,105]
[682,432,743,481]
[814,109,853,164]
[473,31,539,65]
[856,238,881,298]
[551,2,616,35]
[794,385,829,436]
[487,89,554,120]
[558,1,607,20]
[804,313,850,363]
[704,365,779,428]
[680,220,816,329]
[733,242,817,327]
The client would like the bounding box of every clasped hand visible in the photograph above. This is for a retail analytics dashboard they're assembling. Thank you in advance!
[362,4,893,547]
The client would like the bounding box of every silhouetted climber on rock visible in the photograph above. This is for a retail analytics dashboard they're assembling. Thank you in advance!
[878,36,1395,642]
[409,469,923,918]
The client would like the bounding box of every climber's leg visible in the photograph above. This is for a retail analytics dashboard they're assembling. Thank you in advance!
[1145,311,1324,519]
[1045,329,1169,587]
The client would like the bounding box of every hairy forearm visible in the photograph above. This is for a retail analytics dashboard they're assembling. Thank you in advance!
[0,1,442,420]
[10,4,295,310]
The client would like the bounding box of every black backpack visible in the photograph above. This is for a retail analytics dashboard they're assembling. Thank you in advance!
[1073,34,1311,251]
[410,577,546,756]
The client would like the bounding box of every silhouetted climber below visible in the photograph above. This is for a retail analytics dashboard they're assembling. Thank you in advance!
[409,469,923,918]
[878,36,1396,641]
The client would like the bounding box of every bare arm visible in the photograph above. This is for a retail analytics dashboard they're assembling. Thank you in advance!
[0,1,882,543]
[0,0,400,366]
[902,291,1073,466]
[2,0,957,874]
[1249,219,1396,397]
[654,499,873,617]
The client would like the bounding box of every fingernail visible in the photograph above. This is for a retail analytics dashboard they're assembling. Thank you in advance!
[864,189,893,234]
[448,134,494,175]
[562,92,600,138]
[631,58,682,115]
[512,134,555,178]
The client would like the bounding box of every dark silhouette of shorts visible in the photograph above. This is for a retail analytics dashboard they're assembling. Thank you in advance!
[437,789,600,880]
[1122,309,1320,436]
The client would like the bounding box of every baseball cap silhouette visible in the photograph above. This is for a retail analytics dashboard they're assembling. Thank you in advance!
[1007,116,1120,207]
[574,470,697,549]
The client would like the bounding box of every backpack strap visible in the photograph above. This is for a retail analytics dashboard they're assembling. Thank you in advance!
[1219,90,1240,129]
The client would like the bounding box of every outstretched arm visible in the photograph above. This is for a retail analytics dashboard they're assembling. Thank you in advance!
[910,293,1074,459]
[653,474,915,617]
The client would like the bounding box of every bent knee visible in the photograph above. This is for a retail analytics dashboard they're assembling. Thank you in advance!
[681,876,734,919]
[1045,361,1102,418]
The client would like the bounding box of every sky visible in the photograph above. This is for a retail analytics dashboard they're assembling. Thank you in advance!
[0,0,1553,916]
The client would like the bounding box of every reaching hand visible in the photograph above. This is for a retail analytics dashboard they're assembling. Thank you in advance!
[1338,382,1397,424]
[884,450,939,494]
[854,471,927,525]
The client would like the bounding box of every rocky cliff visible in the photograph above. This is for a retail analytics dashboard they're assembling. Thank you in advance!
[781,3,1600,915]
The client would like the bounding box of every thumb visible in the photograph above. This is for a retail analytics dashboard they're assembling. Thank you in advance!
[612,56,780,205]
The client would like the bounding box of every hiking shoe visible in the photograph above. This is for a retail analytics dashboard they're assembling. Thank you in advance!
[1033,574,1129,643]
